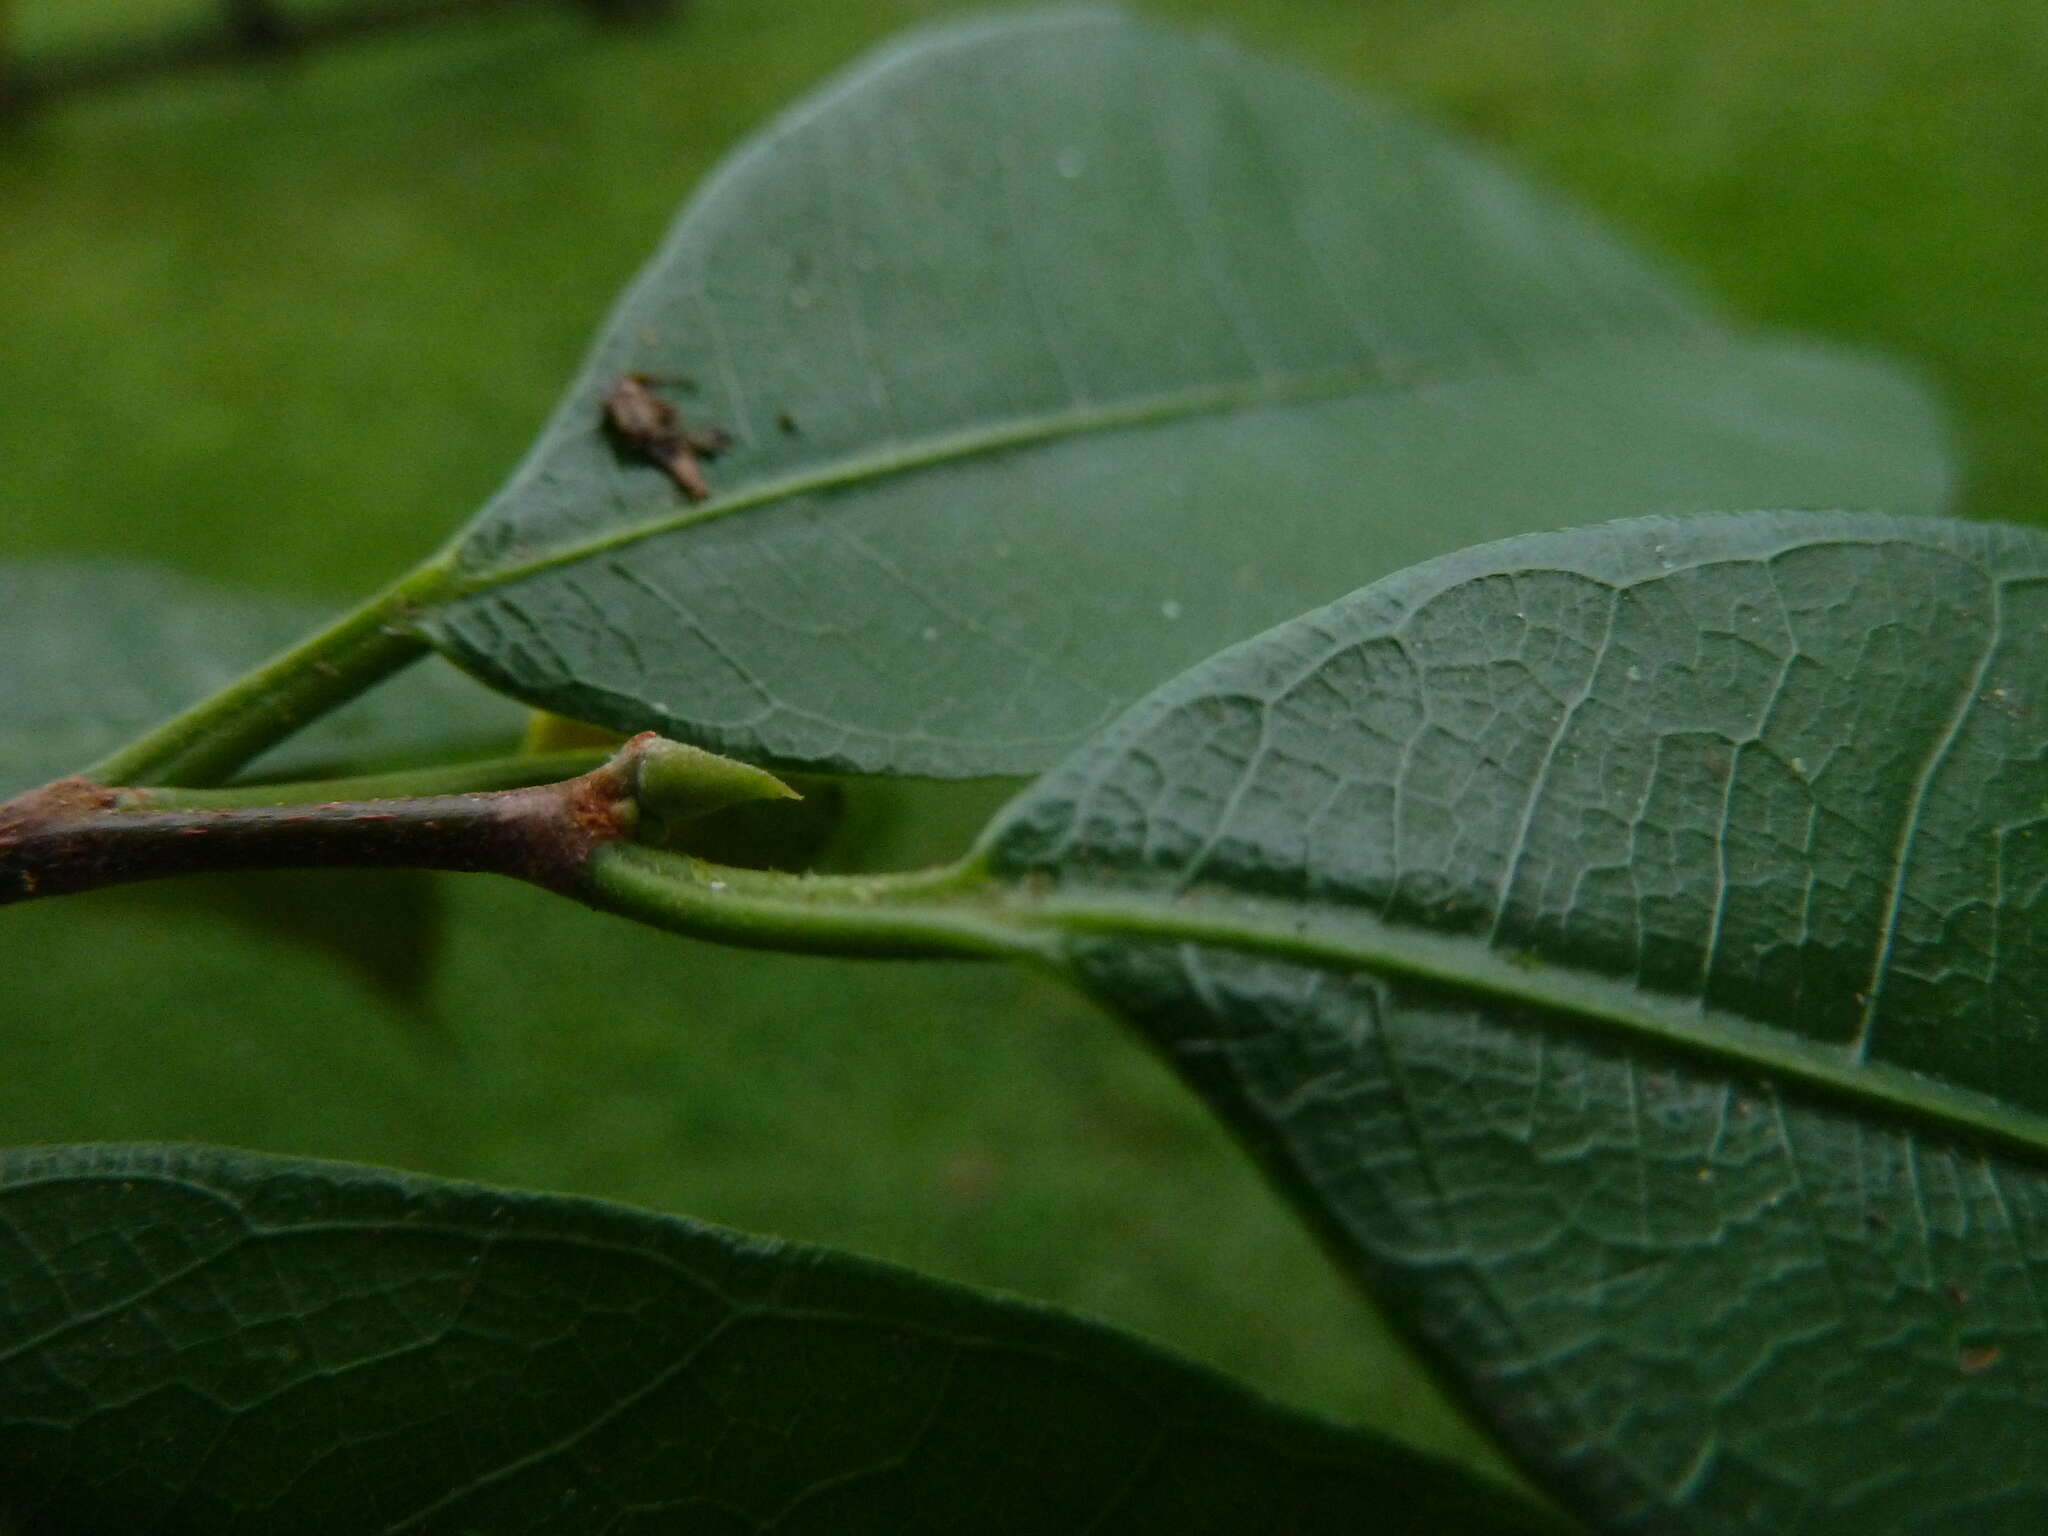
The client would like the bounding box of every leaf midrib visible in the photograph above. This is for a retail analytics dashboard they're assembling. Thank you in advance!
[580,842,2048,1160]
[433,328,1730,606]
[1018,884,2048,1159]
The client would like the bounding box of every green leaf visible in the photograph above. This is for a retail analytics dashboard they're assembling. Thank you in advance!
[412,9,1950,779]
[0,561,521,799]
[972,513,2048,1531]
[0,1145,1567,1536]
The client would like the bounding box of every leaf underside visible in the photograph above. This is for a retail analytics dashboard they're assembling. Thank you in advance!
[418,9,1950,779]
[982,513,2048,1533]
[0,1145,1565,1536]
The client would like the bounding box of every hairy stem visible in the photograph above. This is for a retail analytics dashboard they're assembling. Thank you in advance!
[82,564,448,789]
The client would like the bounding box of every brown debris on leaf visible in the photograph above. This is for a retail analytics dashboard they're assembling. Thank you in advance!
[601,373,733,501]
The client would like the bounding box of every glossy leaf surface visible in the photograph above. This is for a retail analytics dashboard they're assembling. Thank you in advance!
[0,562,519,799]
[418,10,1949,778]
[979,514,2048,1531]
[0,1145,1566,1535]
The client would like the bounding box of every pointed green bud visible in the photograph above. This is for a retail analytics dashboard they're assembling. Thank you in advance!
[629,736,800,835]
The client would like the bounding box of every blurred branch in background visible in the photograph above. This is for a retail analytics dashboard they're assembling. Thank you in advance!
[0,0,676,114]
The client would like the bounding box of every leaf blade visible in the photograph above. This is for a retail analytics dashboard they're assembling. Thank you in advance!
[419,11,1950,777]
[0,1144,1566,1535]
[977,512,2048,1530]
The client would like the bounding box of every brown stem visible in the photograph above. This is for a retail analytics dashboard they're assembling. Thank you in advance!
[0,735,664,907]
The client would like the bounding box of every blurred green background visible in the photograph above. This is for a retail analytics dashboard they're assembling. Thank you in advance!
[4,0,2044,1485]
